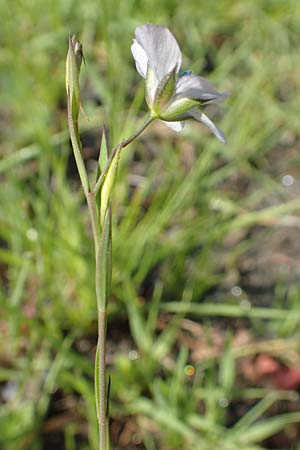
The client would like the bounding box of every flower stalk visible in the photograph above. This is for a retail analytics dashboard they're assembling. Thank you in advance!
[92,115,154,199]
[66,35,153,450]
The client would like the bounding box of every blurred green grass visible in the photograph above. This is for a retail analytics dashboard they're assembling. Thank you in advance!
[1,0,300,449]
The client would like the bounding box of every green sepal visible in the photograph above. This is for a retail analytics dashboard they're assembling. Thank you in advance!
[152,68,176,113]
[96,206,112,310]
[161,97,199,120]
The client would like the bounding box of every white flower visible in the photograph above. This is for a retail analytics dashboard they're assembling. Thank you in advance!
[131,24,229,143]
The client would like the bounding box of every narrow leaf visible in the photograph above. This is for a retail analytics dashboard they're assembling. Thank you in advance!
[234,394,279,431]
[232,412,300,444]
[100,153,119,226]
[219,338,235,393]
[96,127,109,206]
[99,126,109,173]
[67,89,89,196]
[96,207,112,310]
[106,375,111,418]
[94,342,100,421]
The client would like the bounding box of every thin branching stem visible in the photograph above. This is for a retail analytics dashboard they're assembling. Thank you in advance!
[87,192,101,253]
[67,98,154,450]
[67,90,101,252]
[92,116,154,197]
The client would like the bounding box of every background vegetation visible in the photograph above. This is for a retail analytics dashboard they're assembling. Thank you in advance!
[1,0,300,449]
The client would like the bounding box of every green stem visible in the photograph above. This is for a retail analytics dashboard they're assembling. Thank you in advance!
[91,117,155,450]
[87,192,101,252]
[97,307,107,450]
[68,103,154,450]
[94,207,111,450]
[67,90,90,196]
[92,116,154,197]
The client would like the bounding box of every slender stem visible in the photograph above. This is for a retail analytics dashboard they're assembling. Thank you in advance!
[94,206,111,450]
[87,192,101,253]
[91,118,154,450]
[92,116,154,196]
[67,90,90,196]
[68,90,101,252]
[121,115,154,147]
[97,307,107,450]
[68,104,154,450]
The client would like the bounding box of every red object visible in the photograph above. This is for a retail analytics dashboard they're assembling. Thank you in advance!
[273,367,300,390]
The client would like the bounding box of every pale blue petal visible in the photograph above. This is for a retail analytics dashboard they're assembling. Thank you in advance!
[134,24,182,83]
[145,65,159,107]
[160,120,185,132]
[131,39,148,78]
[188,109,226,143]
[176,74,227,103]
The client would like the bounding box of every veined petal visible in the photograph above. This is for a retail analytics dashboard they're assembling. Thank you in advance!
[188,109,226,143]
[145,65,159,108]
[134,24,182,83]
[176,74,227,103]
[161,120,185,132]
[131,39,148,78]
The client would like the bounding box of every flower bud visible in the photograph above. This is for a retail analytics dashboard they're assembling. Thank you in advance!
[66,35,83,124]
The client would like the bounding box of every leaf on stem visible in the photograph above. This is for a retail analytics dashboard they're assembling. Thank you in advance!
[100,152,120,227]
[94,343,100,421]
[106,375,111,418]
[99,127,109,173]
[96,206,112,310]
[96,127,109,207]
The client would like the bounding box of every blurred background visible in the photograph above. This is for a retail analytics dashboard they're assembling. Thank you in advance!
[1,0,300,449]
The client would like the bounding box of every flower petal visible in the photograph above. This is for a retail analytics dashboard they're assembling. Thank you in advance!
[134,24,182,83]
[160,120,185,132]
[176,74,227,103]
[188,109,226,143]
[131,39,148,78]
[145,65,158,107]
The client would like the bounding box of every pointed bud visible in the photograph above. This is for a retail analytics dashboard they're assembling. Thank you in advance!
[66,34,83,125]
[98,127,109,173]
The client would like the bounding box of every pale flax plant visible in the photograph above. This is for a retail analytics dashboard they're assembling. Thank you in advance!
[66,23,228,450]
